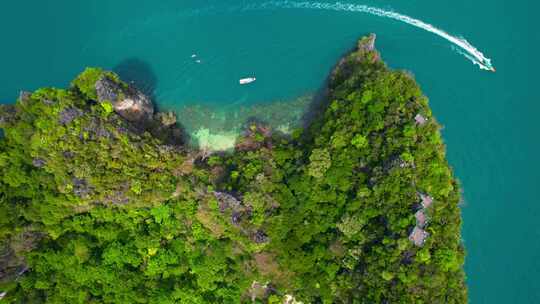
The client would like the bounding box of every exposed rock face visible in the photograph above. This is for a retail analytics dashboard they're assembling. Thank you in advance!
[284,295,304,304]
[1,230,43,286]
[32,158,46,168]
[95,76,154,122]
[251,230,269,244]
[235,123,272,152]
[0,105,16,127]
[356,33,380,63]
[72,178,92,198]
[358,33,376,52]
[231,211,243,225]
[214,191,242,212]
[156,111,177,127]
[214,191,248,226]
[248,281,274,302]
[58,107,83,125]
[330,33,380,90]
[91,73,183,145]
[213,191,270,243]
[18,91,32,103]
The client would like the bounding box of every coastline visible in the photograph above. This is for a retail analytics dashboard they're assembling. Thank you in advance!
[177,95,311,151]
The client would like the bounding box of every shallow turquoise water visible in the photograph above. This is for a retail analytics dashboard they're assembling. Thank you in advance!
[1,1,538,302]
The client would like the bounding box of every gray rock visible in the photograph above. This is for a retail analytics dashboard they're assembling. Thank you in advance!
[32,158,46,168]
[58,107,83,125]
[94,126,111,139]
[72,178,92,198]
[231,211,242,225]
[116,125,129,135]
[63,151,74,159]
[18,91,31,103]
[84,119,111,139]
[252,230,269,244]
[156,111,177,127]
[214,191,242,212]
[107,191,130,205]
[0,105,16,126]
[95,76,154,122]
[95,77,119,103]
[358,33,376,53]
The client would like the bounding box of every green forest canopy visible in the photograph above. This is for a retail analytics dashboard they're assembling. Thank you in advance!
[0,35,466,303]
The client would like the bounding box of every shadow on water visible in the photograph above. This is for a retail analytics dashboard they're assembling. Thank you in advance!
[301,82,329,129]
[113,58,191,146]
[300,42,359,142]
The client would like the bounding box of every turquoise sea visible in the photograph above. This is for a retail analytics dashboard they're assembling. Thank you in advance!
[0,1,538,302]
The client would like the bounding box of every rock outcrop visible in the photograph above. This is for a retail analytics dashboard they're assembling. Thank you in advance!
[356,33,380,62]
[0,105,16,127]
[329,33,381,92]
[58,107,83,125]
[155,111,177,127]
[18,91,32,103]
[358,33,376,53]
[95,76,154,122]
[93,74,184,144]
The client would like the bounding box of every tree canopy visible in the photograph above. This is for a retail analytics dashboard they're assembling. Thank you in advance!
[0,35,466,303]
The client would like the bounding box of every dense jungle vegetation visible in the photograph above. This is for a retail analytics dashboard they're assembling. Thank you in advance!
[0,35,466,303]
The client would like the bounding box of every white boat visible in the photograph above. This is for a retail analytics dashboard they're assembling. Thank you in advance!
[239,77,256,85]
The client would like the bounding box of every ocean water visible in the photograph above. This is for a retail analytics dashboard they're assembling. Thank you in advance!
[0,0,538,302]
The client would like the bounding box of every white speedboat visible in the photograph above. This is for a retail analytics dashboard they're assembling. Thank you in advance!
[239,77,256,85]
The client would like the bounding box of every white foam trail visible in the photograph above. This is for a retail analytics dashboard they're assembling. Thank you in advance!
[256,1,495,71]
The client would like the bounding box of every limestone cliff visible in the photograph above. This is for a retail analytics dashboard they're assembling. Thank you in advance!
[95,76,154,123]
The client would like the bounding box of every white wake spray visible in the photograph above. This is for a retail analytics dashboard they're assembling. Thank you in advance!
[247,1,495,71]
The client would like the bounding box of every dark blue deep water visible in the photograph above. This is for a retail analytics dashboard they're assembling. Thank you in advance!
[1,1,538,302]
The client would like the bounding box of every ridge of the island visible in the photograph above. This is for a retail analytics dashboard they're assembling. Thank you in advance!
[0,34,467,303]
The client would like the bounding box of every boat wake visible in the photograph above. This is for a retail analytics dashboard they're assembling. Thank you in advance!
[245,1,495,72]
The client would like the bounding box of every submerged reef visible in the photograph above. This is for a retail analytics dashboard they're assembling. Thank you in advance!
[0,34,466,303]
[178,95,311,151]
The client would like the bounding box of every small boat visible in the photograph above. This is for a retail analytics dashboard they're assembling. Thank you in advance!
[191,54,197,58]
[239,77,256,85]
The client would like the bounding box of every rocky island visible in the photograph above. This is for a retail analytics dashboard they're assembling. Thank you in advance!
[0,35,466,303]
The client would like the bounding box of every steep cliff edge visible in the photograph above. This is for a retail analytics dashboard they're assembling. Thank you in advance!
[94,75,154,123]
